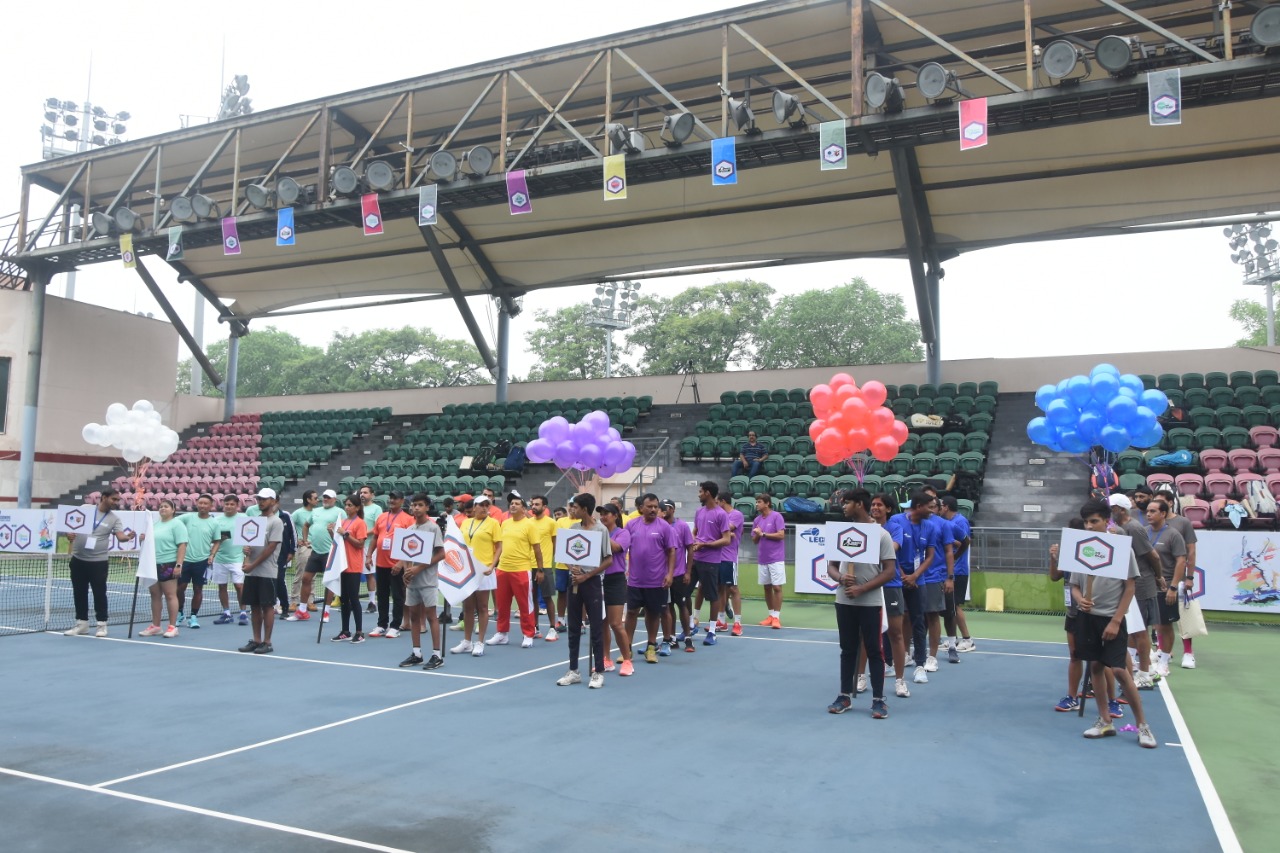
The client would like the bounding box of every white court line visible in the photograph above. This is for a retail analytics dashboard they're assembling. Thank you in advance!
[1158,678,1243,853]
[59,633,494,682]
[732,634,1068,660]
[0,766,414,853]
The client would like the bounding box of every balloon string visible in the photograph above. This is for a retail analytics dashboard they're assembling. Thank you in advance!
[131,461,150,511]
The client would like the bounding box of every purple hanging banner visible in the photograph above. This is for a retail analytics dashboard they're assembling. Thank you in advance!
[506,170,533,216]
[221,217,241,255]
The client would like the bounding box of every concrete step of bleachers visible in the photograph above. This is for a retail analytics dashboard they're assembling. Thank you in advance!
[971,392,1081,529]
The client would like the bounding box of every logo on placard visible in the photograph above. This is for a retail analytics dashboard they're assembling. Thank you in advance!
[810,553,837,591]
[822,143,845,164]
[799,526,824,544]
[400,533,425,558]
[224,236,239,250]
[606,176,625,195]
[65,509,87,531]
[0,525,12,549]
[121,249,135,264]
[1153,96,1178,117]
[511,192,528,208]
[439,535,478,589]
[278,226,293,241]
[833,525,868,560]
[1074,536,1115,572]
[963,122,986,141]
[14,525,32,550]
[364,213,381,229]
[241,520,260,543]
[420,204,435,221]
[714,160,735,179]
[565,533,592,561]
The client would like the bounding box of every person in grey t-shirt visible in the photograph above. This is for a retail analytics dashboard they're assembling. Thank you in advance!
[64,489,137,637]
[1108,493,1162,690]
[238,490,284,655]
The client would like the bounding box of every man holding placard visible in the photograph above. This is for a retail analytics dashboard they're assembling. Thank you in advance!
[211,496,249,626]
[555,493,611,689]
[238,490,284,654]
[369,491,414,638]
[397,493,445,670]
[1065,500,1157,748]
[292,489,343,622]
[62,489,137,637]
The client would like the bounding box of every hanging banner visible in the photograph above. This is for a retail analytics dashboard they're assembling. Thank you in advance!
[1148,68,1181,126]
[711,137,738,185]
[0,508,57,554]
[166,226,185,261]
[818,120,847,170]
[221,217,241,255]
[603,154,628,200]
[506,170,533,215]
[119,234,136,269]
[794,523,837,594]
[418,185,438,226]
[361,193,384,236]
[276,207,295,246]
[959,97,989,150]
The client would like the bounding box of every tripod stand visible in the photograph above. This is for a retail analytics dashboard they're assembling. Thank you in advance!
[676,361,701,404]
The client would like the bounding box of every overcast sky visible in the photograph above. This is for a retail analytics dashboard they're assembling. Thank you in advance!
[1,0,1262,381]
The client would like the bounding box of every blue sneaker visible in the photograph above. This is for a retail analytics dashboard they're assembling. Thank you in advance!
[1054,696,1079,712]
[187,614,200,629]
[238,611,249,626]
[827,694,852,714]
[871,698,889,719]
[658,642,672,657]
[675,631,686,643]
[213,612,233,625]
[703,632,717,646]
[1109,699,1124,720]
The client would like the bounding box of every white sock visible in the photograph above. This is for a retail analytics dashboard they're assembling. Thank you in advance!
[707,623,716,634]
[431,648,440,657]
[948,636,957,650]
[413,646,421,656]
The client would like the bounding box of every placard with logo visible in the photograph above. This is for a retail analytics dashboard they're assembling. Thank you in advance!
[553,527,603,568]
[824,521,883,564]
[1058,528,1133,581]
[392,527,437,562]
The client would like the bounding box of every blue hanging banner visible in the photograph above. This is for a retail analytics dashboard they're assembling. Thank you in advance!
[276,207,296,247]
[711,137,738,186]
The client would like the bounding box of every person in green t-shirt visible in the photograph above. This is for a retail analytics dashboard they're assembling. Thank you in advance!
[141,499,189,638]
[211,495,248,625]
[291,490,344,621]
[359,485,384,614]
[177,494,223,629]
[288,489,318,612]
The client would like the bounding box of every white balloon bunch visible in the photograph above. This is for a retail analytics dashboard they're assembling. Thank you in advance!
[81,400,181,464]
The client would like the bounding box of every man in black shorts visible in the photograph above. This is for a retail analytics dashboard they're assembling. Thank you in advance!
[239,491,284,655]
[661,499,696,654]
[1070,500,1156,748]
[625,495,677,664]
[690,481,732,646]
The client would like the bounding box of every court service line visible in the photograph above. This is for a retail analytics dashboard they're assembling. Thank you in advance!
[0,766,414,853]
[63,633,494,681]
[91,653,592,789]
[1157,679,1243,853]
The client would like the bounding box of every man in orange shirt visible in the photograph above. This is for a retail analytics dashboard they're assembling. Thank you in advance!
[368,490,416,638]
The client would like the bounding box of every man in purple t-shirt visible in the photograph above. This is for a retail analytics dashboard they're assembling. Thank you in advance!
[624,495,677,664]
[715,493,745,636]
[752,492,787,629]
[691,481,732,646]
[661,499,697,654]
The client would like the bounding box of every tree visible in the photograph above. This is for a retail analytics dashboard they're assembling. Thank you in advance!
[626,280,774,375]
[524,305,635,381]
[176,327,326,397]
[1229,298,1271,347]
[324,327,490,390]
[753,278,924,369]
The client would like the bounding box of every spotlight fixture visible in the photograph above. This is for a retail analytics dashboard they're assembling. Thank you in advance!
[363,160,398,191]
[63,113,78,127]
[92,105,107,118]
[276,176,310,206]
[113,207,144,233]
[245,183,273,210]
[728,97,756,133]
[91,211,115,236]
[1094,35,1135,75]
[917,62,960,101]
[63,129,78,141]
[660,111,695,147]
[1042,39,1091,81]
[191,193,220,219]
[115,111,131,122]
[1253,4,1280,47]
[864,72,905,112]
[428,150,458,182]
[330,165,361,197]
[45,97,59,109]
[462,145,495,176]
[771,91,807,127]
[606,123,646,155]
[169,196,197,222]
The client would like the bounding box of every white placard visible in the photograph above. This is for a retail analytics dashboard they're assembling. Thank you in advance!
[232,515,268,547]
[56,505,145,553]
[1125,595,1146,634]
[824,521,883,564]
[794,523,837,594]
[392,527,436,562]
[56,505,94,535]
[0,509,58,553]
[1058,528,1134,581]
[552,527,603,568]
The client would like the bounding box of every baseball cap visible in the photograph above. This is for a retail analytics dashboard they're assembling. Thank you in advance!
[1108,493,1132,510]
[456,493,473,504]
[598,503,620,516]
[507,490,522,503]
[321,489,337,499]
[256,488,277,500]
[658,499,675,510]
[473,495,491,505]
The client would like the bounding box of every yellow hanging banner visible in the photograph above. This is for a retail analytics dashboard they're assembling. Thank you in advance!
[603,154,628,201]
[119,234,136,269]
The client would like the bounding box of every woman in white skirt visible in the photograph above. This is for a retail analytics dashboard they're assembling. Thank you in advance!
[455,496,501,656]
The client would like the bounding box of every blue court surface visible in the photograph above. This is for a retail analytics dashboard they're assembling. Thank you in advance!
[0,618,1231,852]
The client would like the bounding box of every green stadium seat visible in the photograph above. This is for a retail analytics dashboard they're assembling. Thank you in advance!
[748,475,771,496]
[709,404,727,421]
[897,384,917,399]
[1230,370,1254,389]
[1223,426,1250,450]
[912,452,938,476]
[735,391,754,405]
[957,452,985,474]
[769,475,792,497]
[1218,406,1245,428]
[776,402,797,420]
[740,403,760,420]
[1157,373,1181,392]
[637,396,653,414]
[881,474,906,495]
[904,474,931,492]
[1243,405,1270,427]
[900,434,920,454]
[956,498,976,516]
[1183,388,1210,408]
[769,388,788,404]
[977,381,999,397]
[787,475,813,498]
[1114,450,1145,474]
[710,421,730,438]
[859,474,882,493]
[973,395,997,415]
[1118,473,1147,492]
[761,457,782,476]
[729,475,750,499]
[910,397,933,416]
[695,420,713,437]
[1236,386,1262,407]
[797,402,814,419]
[956,382,977,397]
[734,497,757,520]
[935,452,961,476]
[941,432,966,453]
[890,399,911,419]
[1166,428,1194,450]
[918,384,938,398]
[716,437,737,461]
[968,413,993,433]
[937,383,958,398]
[780,454,803,476]
[751,390,770,405]
[698,437,717,460]
[1205,371,1229,390]
[788,388,807,403]
[1193,427,1223,449]
[1181,372,1205,390]
[888,453,913,476]
[720,392,737,406]
[917,433,943,453]
[759,402,778,420]
[771,436,795,455]
[951,395,975,415]
[1188,407,1217,429]
[794,438,814,456]
[1262,386,1280,407]
[814,474,837,497]
[802,457,822,477]
[932,396,955,417]
[1164,389,1184,408]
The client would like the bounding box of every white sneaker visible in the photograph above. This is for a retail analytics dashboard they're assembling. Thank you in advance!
[545,628,558,642]
[162,625,179,638]
[1155,658,1171,678]
[1181,653,1197,670]
[856,674,868,694]
[1135,671,1156,690]
[924,655,939,672]
[957,638,976,652]
[450,639,474,654]
[385,628,400,639]
[588,671,605,689]
[64,620,89,636]
[895,678,911,698]
[368,626,385,637]
[913,665,929,684]
[95,621,108,638]
[485,632,509,646]
[556,669,582,686]
[521,636,534,648]
[1137,723,1158,749]
[884,663,894,676]
[471,641,485,657]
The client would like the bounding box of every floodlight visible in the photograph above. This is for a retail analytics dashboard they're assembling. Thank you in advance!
[63,113,78,127]
[245,183,273,209]
[92,105,107,118]
[93,118,108,132]
[462,145,494,176]
[91,134,106,146]
[45,97,59,109]
[1042,39,1090,80]
[169,196,196,222]
[429,150,458,181]
[864,72,905,112]
[191,193,219,219]
[276,176,303,206]
[330,165,360,196]
[63,129,78,141]
[61,101,77,112]
[113,207,144,233]
[771,91,806,126]
[728,97,756,133]
[40,125,53,138]
[115,111,131,121]
[1253,5,1280,46]
[91,212,115,235]
[44,109,58,123]
[364,160,397,191]
[112,122,127,135]
[606,123,645,155]
[1095,35,1134,75]
[916,63,957,100]
[660,111,695,146]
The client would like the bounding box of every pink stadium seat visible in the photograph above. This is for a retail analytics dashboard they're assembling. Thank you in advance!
[1174,474,1204,497]
[1205,473,1235,498]
[1266,473,1280,496]
[1147,473,1175,490]
[87,491,102,504]
[1182,497,1212,528]
[1235,472,1263,493]
[1251,425,1278,449]
[1259,448,1280,473]
[1229,449,1259,473]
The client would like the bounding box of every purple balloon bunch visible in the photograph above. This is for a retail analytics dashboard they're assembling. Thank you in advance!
[525,410,637,486]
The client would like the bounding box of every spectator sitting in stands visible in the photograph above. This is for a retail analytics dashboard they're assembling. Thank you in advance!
[730,431,770,478]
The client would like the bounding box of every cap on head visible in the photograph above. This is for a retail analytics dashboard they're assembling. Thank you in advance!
[598,503,620,516]
[322,489,337,499]
[1108,493,1133,510]
[256,488,277,500]
[474,495,491,505]
[659,499,675,510]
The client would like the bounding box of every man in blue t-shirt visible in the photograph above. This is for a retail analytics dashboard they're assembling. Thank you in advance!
[939,496,974,658]
[917,495,955,674]
[729,432,770,478]
[890,492,940,685]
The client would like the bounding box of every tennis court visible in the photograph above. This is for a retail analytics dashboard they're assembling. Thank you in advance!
[0,602,1240,853]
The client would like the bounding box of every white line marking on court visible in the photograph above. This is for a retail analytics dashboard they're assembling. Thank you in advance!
[1165,743,1184,748]
[1158,679,1243,853]
[61,633,494,681]
[0,766,414,853]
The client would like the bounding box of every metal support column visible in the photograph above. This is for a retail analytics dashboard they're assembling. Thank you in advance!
[224,331,241,422]
[192,295,205,395]
[925,269,941,385]
[419,225,498,374]
[133,261,224,390]
[496,302,511,404]
[889,148,937,383]
[17,265,51,508]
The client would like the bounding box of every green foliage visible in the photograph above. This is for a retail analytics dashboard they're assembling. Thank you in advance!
[177,327,324,397]
[524,305,635,381]
[752,278,924,369]
[1229,298,1270,347]
[626,280,774,375]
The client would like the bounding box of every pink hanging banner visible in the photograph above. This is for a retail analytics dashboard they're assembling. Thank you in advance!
[360,193,384,236]
[959,98,988,151]
[221,217,241,255]
[506,170,533,215]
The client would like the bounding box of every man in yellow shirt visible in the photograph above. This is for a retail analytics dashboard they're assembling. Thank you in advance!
[623,494,644,525]
[528,495,560,641]
[487,494,544,648]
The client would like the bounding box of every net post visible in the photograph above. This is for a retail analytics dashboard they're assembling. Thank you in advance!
[43,549,54,630]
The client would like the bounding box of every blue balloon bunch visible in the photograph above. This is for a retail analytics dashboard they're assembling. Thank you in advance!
[1027,364,1170,455]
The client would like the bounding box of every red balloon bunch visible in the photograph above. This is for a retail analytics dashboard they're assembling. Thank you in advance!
[809,373,909,467]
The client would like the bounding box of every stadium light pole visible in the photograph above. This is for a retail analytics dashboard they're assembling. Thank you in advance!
[584,281,640,378]
[1225,222,1279,346]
